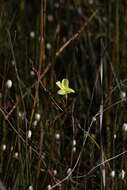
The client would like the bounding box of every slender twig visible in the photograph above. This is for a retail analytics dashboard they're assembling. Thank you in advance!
[34,1,46,188]
[72,150,127,179]
[55,9,98,57]
[99,40,106,189]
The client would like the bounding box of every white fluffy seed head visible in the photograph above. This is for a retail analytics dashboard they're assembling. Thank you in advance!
[18,111,24,120]
[30,70,35,76]
[122,123,127,132]
[14,152,19,159]
[73,139,76,146]
[47,14,54,22]
[47,185,52,190]
[120,91,126,99]
[53,170,57,176]
[33,120,38,127]
[46,43,52,50]
[27,130,32,139]
[114,134,117,139]
[73,147,76,153]
[119,169,125,179]
[110,170,115,178]
[6,80,12,88]
[67,168,72,175]
[35,113,41,121]
[2,144,6,151]
[55,133,60,140]
[30,31,35,38]
[28,185,33,190]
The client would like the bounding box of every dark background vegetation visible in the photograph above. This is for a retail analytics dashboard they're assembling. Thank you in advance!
[0,0,127,189]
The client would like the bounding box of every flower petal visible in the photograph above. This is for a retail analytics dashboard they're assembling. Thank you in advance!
[56,78,75,96]
[56,81,63,89]
[65,88,75,93]
[57,89,66,95]
[62,79,69,88]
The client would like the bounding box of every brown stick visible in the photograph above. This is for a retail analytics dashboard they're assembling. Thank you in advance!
[55,9,98,57]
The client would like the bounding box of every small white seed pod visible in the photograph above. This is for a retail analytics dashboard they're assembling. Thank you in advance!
[47,185,52,190]
[6,80,12,88]
[35,113,41,121]
[120,91,126,99]
[73,147,76,153]
[33,120,38,127]
[122,123,127,132]
[30,31,35,38]
[55,133,60,140]
[27,130,32,139]
[2,144,6,151]
[28,185,33,190]
[53,170,57,176]
[14,152,19,159]
[73,139,76,146]
[110,170,115,178]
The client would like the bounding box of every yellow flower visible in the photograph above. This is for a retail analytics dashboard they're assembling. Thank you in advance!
[56,79,75,97]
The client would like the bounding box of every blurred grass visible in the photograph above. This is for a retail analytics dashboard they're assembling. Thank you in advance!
[0,0,127,190]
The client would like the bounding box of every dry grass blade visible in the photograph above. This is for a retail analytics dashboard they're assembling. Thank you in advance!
[55,9,98,57]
